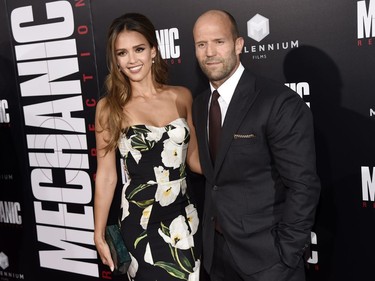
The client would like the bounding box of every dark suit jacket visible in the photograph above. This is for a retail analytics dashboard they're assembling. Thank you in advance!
[192,69,321,276]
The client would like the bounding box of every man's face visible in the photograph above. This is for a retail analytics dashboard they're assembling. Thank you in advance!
[193,12,243,88]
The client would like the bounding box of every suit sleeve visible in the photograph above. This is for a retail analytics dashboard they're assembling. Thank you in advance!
[266,88,321,268]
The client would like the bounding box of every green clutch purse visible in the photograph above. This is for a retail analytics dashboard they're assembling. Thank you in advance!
[105,224,132,275]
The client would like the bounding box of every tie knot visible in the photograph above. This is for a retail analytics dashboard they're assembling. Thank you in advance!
[212,90,220,101]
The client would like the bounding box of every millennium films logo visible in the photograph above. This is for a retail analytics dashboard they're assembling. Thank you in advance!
[361,166,375,208]
[156,28,181,64]
[357,0,374,47]
[244,14,299,60]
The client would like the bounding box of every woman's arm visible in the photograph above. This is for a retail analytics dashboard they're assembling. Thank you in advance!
[180,87,202,174]
[93,98,118,272]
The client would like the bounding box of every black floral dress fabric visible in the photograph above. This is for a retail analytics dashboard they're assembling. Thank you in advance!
[118,118,201,281]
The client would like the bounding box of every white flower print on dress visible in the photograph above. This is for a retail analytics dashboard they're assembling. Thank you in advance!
[119,134,142,164]
[188,259,201,281]
[127,252,138,281]
[158,215,194,250]
[145,126,165,142]
[121,180,130,221]
[181,178,187,195]
[185,204,199,235]
[153,166,170,183]
[140,205,152,230]
[167,123,186,144]
[144,242,154,265]
[161,139,184,169]
[150,167,181,206]
[154,179,181,207]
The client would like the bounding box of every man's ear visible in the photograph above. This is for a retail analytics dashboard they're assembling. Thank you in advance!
[235,37,244,55]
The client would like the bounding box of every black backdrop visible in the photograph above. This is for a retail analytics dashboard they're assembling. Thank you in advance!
[1,0,375,280]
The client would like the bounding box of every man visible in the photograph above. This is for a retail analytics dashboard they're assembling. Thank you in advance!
[192,10,321,281]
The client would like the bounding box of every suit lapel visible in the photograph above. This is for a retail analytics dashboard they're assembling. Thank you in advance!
[214,71,260,176]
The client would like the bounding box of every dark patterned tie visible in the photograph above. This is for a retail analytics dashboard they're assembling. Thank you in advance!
[209,90,222,163]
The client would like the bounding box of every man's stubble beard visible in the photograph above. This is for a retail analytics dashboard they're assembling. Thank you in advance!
[199,53,238,84]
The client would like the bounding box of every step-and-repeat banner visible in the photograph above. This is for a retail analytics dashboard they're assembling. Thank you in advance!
[0,1,374,280]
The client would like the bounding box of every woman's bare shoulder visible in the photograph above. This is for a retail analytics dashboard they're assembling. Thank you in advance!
[97,96,112,113]
[97,96,108,107]
[95,96,110,122]
[163,85,192,102]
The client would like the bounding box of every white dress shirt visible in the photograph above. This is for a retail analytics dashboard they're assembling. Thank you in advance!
[208,63,245,126]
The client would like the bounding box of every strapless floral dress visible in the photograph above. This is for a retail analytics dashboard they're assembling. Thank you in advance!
[118,118,201,281]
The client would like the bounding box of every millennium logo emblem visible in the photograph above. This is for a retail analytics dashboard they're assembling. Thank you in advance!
[247,14,269,42]
[0,252,9,270]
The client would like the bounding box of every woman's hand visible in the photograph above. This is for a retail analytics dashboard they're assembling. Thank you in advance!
[95,234,115,272]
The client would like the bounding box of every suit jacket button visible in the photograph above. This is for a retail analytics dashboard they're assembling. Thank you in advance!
[213,185,218,191]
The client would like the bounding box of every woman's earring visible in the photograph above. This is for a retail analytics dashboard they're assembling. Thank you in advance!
[152,59,155,64]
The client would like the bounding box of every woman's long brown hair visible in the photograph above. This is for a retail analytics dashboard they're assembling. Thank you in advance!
[97,13,168,154]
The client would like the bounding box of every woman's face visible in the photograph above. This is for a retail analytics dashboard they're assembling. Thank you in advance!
[114,30,156,83]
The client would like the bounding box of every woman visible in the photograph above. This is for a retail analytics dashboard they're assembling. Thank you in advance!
[94,13,202,281]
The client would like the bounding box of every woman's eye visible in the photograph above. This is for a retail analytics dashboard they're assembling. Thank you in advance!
[116,50,127,56]
[135,47,145,53]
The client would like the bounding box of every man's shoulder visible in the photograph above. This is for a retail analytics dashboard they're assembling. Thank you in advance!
[241,69,295,97]
[193,88,209,102]
[192,90,209,118]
